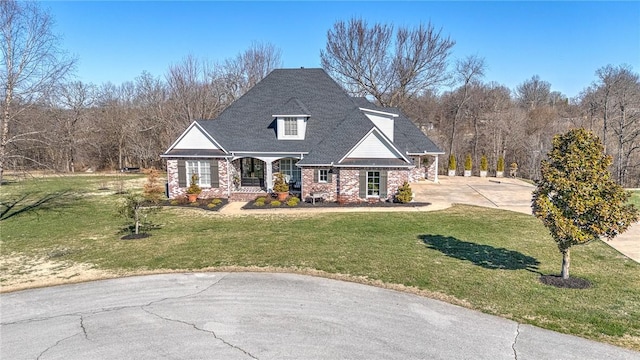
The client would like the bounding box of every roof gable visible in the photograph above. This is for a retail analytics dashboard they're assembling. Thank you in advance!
[272,97,310,117]
[164,122,227,155]
[340,128,409,163]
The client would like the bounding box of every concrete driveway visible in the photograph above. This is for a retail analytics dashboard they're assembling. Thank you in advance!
[2,272,638,360]
[411,176,640,263]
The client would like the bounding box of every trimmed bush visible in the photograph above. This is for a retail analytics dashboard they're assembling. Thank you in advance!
[270,200,281,207]
[254,198,266,207]
[464,154,472,171]
[497,156,505,172]
[480,155,488,171]
[448,154,456,170]
[286,197,300,207]
[395,182,413,203]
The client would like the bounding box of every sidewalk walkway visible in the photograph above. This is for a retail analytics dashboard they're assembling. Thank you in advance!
[219,176,639,263]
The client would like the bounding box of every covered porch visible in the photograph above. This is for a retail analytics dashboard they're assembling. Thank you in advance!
[228,155,303,200]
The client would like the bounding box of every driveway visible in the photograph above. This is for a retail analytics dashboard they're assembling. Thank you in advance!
[411,176,640,263]
[2,272,638,359]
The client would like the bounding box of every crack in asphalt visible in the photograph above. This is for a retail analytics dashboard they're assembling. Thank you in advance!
[2,274,229,326]
[36,318,83,360]
[5,274,230,358]
[79,315,89,340]
[141,307,258,359]
[512,323,520,360]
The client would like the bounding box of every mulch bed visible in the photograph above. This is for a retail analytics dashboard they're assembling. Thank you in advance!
[121,233,151,240]
[157,198,229,212]
[242,198,431,210]
[539,275,592,289]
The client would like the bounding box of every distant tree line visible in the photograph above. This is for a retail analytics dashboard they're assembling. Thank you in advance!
[2,3,639,187]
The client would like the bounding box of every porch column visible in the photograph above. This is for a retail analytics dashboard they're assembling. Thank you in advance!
[433,155,439,183]
[265,160,273,191]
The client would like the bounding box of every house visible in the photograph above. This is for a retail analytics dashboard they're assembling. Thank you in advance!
[162,68,443,202]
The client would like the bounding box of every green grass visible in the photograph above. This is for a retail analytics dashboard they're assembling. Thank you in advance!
[629,191,640,209]
[2,174,640,350]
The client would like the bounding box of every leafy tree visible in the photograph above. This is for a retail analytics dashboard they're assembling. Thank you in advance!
[532,128,638,279]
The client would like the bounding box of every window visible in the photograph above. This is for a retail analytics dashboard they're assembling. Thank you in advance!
[279,158,301,183]
[284,117,298,136]
[186,160,211,187]
[367,171,380,196]
[318,169,328,183]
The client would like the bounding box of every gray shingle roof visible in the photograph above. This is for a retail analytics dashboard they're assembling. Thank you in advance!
[192,68,441,164]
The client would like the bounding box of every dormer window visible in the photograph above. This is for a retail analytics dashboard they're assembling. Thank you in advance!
[275,116,307,140]
[284,117,298,136]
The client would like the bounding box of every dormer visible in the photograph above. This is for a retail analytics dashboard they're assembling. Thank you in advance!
[273,98,310,140]
[359,107,398,141]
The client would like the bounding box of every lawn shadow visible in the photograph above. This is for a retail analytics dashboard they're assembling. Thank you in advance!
[0,190,76,221]
[419,234,541,273]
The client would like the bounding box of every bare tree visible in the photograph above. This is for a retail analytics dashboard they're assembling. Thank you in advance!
[224,41,282,100]
[321,18,455,108]
[50,81,96,172]
[447,55,486,156]
[0,0,75,183]
[516,75,551,110]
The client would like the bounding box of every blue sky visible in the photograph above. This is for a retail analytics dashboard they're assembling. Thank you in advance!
[44,1,639,99]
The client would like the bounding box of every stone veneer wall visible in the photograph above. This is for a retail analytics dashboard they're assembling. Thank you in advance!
[301,168,337,202]
[337,168,412,203]
[408,156,426,182]
[297,165,428,204]
[426,158,437,181]
[387,169,410,199]
[166,158,229,199]
[335,169,360,203]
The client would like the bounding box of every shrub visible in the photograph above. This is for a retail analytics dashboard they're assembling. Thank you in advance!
[480,155,488,171]
[207,203,217,209]
[395,182,413,203]
[254,199,265,207]
[143,168,165,204]
[497,156,505,172]
[170,200,179,206]
[464,154,472,171]
[211,198,222,205]
[272,173,289,193]
[286,197,300,207]
[186,173,202,194]
[271,200,281,207]
[448,154,456,170]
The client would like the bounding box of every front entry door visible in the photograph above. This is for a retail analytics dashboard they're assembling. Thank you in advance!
[241,158,264,187]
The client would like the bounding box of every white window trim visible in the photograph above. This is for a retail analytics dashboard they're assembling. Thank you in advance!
[186,160,211,188]
[284,117,298,136]
[318,169,328,183]
[366,171,380,197]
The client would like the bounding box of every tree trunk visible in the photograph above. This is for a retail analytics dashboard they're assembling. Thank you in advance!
[561,249,570,279]
[1,87,12,186]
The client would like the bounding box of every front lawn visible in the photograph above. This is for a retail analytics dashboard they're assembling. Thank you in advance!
[1,174,639,350]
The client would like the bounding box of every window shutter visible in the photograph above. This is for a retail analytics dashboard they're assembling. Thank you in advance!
[313,169,318,182]
[359,170,366,198]
[380,170,388,197]
[327,170,332,183]
[178,160,186,187]
[210,160,219,188]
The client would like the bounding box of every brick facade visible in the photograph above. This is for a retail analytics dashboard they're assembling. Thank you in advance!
[167,158,427,203]
[301,167,337,202]
[167,158,229,199]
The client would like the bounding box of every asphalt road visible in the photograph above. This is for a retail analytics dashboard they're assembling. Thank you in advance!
[2,273,638,359]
